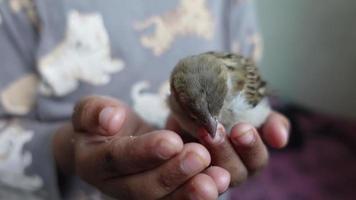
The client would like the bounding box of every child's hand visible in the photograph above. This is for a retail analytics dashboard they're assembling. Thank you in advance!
[53,96,230,200]
[166,112,290,186]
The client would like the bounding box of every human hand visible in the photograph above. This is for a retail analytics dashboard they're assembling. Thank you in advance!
[53,96,230,199]
[166,112,290,186]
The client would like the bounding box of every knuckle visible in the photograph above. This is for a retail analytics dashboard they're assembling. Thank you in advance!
[125,139,144,164]
[103,138,129,173]
[74,151,93,181]
[157,168,186,194]
[104,137,142,174]
[72,96,97,129]
[230,165,248,187]
[155,144,210,196]
[74,96,97,115]
[80,97,97,117]
[249,151,269,175]
[102,149,117,173]
[218,146,238,164]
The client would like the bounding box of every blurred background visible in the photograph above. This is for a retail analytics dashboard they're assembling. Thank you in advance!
[257,0,356,119]
[229,1,356,200]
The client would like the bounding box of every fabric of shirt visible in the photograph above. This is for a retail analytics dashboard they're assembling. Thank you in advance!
[0,0,261,199]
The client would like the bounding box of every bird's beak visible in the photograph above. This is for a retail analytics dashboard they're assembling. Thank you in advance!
[204,117,218,138]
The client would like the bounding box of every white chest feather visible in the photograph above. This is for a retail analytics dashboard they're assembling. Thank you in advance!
[219,94,271,132]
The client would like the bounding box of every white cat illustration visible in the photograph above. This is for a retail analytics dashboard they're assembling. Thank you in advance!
[39,10,125,96]
[0,121,42,192]
[131,81,170,128]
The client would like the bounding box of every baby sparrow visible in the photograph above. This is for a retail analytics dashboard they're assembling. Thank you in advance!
[168,52,271,138]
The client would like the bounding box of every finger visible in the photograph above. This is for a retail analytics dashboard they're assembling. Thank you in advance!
[262,112,290,148]
[161,174,218,200]
[204,166,230,194]
[75,130,184,178]
[72,96,122,134]
[102,143,211,200]
[53,123,76,174]
[230,123,269,175]
[165,114,182,134]
[166,114,197,143]
[72,96,152,136]
[197,124,248,186]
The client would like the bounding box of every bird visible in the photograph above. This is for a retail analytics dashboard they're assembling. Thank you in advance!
[168,51,271,138]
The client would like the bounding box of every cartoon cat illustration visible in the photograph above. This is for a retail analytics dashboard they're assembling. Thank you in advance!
[0,121,42,192]
[39,10,125,96]
[131,81,170,128]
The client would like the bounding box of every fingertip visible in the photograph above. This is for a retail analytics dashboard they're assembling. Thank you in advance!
[72,96,124,134]
[263,113,290,148]
[230,123,257,147]
[204,166,230,194]
[278,124,289,148]
[154,131,184,159]
[188,174,218,200]
[99,106,126,135]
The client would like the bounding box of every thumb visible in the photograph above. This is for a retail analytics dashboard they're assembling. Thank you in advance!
[72,96,151,136]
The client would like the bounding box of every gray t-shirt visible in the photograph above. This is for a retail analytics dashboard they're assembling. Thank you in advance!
[0,0,261,199]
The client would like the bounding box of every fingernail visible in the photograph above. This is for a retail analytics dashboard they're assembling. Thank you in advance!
[198,124,225,145]
[181,152,206,174]
[210,124,225,144]
[232,124,256,146]
[99,107,125,134]
[156,139,178,159]
[280,123,290,145]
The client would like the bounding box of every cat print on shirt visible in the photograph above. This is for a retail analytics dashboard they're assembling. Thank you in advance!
[0,121,43,192]
[1,74,39,115]
[134,0,214,56]
[8,0,38,27]
[131,81,170,128]
[38,10,125,96]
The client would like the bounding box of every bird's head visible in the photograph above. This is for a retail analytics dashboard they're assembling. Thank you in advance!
[170,54,228,138]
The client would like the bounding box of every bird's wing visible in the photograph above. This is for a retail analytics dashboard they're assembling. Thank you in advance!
[204,52,247,71]
[241,61,267,107]
[205,52,267,107]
